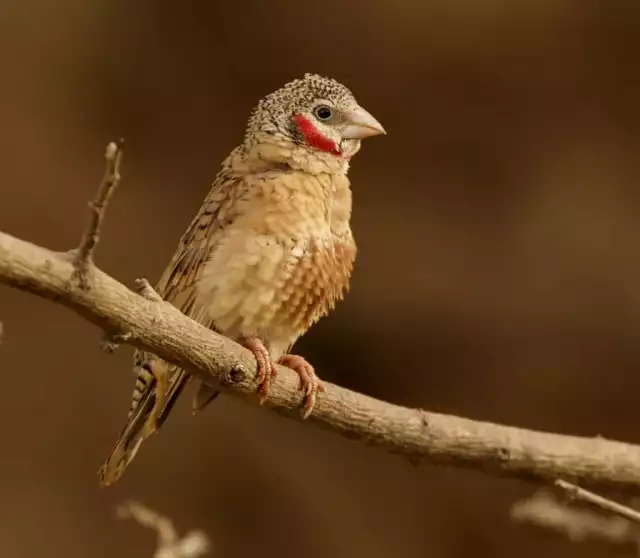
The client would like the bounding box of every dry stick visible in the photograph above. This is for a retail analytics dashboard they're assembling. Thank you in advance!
[71,139,124,289]
[555,479,640,525]
[117,501,210,558]
[3,142,640,492]
[511,489,639,547]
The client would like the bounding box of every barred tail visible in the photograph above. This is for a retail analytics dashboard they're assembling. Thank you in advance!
[98,362,190,487]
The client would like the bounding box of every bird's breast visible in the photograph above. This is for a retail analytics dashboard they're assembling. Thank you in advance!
[196,172,356,357]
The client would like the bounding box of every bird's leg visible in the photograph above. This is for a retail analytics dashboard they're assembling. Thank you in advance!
[278,354,325,419]
[239,336,276,404]
[142,359,169,438]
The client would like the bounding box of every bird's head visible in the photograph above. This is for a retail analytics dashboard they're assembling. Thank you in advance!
[244,73,385,172]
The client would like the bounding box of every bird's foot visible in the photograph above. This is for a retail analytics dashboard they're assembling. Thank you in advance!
[240,336,277,404]
[278,354,325,419]
[239,338,323,418]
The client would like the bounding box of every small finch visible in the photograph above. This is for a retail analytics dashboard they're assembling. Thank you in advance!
[99,73,385,486]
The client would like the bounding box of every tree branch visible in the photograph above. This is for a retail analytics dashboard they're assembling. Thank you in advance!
[2,142,640,493]
[4,222,640,492]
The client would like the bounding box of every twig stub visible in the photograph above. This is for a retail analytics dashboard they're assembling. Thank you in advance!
[222,364,247,385]
[101,331,132,353]
[135,278,164,302]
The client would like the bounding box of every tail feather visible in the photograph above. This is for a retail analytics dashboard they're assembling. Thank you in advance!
[157,369,191,429]
[192,382,221,415]
[98,364,191,487]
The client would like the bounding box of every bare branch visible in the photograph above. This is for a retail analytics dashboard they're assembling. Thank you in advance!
[117,501,211,558]
[512,488,640,549]
[3,231,640,492]
[70,139,124,289]
[2,141,640,492]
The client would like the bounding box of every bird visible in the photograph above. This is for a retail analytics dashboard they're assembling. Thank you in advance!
[98,73,385,486]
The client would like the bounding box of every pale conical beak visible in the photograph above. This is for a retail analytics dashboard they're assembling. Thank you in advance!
[342,106,386,139]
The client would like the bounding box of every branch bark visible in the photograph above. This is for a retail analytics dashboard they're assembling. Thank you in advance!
[2,143,640,493]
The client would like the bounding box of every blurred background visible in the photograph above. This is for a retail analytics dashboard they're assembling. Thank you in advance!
[1,1,639,556]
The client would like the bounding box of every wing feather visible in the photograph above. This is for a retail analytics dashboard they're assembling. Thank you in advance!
[99,172,247,486]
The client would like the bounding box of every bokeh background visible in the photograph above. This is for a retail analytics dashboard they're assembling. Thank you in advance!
[1,1,639,556]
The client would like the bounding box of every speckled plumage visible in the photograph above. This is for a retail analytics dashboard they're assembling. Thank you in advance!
[99,73,384,486]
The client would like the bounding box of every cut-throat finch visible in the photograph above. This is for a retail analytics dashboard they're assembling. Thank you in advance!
[99,73,385,486]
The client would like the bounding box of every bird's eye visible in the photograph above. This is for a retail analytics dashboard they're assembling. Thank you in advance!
[314,106,333,121]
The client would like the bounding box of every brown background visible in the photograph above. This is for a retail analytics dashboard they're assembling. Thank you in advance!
[1,1,639,556]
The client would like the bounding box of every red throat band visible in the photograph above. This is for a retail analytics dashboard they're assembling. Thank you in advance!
[292,114,341,156]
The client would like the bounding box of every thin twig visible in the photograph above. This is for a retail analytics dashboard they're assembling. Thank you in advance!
[511,489,639,547]
[555,479,640,525]
[71,139,124,289]
[117,501,210,558]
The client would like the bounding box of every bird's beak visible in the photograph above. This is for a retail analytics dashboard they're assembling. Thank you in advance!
[342,106,386,139]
